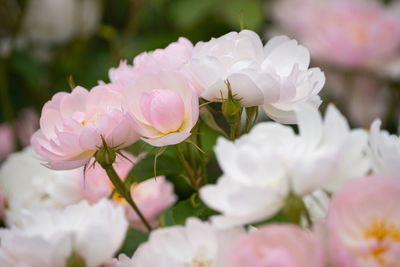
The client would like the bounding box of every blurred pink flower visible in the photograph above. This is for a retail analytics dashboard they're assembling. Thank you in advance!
[324,72,389,127]
[275,0,400,69]
[0,123,15,161]
[327,176,400,266]
[126,177,176,230]
[108,37,193,86]
[82,151,138,203]
[227,224,325,267]
[14,107,39,147]
[83,152,176,229]
[31,85,139,170]
[125,71,199,146]
[0,186,5,220]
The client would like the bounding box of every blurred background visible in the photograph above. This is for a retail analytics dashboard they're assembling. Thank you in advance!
[0,0,399,161]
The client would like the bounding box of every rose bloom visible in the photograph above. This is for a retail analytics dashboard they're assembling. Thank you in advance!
[125,71,199,146]
[274,0,400,69]
[20,0,101,46]
[0,199,128,267]
[108,217,244,267]
[368,119,400,176]
[0,147,84,226]
[31,85,139,170]
[200,104,369,228]
[327,176,400,266]
[226,224,325,267]
[83,152,176,229]
[188,30,325,123]
[108,37,193,86]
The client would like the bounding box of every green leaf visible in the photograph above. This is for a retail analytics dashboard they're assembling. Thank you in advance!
[169,0,216,30]
[118,228,149,257]
[199,107,228,138]
[10,51,43,91]
[219,0,264,31]
[127,151,183,183]
[171,193,218,225]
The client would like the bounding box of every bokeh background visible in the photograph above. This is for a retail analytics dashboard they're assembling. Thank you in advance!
[1,0,399,161]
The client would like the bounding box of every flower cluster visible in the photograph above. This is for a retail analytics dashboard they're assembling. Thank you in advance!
[0,29,399,267]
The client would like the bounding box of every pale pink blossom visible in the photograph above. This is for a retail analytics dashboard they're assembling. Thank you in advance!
[127,177,176,229]
[83,152,176,228]
[125,71,199,146]
[108,37,193,86]
[82,152,137,203]
[274,0,400,69]
[188,31,325,123]
[227,224,325,267]
[327,176,400,267]
[0,123,15,161]
[31,85,139,170]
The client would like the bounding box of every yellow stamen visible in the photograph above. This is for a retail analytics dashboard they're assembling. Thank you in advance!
[363,219,400,264]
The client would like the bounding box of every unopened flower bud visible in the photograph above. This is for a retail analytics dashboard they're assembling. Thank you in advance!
[222,82,242,125]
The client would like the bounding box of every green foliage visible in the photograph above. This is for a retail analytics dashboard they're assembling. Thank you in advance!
[118,228,149,257]
[10,51,43,91]
[160,193,218,226]
[127,151,183,183]
[169,0,216,30]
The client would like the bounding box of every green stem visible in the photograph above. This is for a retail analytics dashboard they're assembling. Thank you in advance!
[236,109,243,138]
[105,165,152,231]
[186,142,200,186]
[196,130,208,185]
[174,144,197,190]
[230,124,235,140]
[186,142,196,170]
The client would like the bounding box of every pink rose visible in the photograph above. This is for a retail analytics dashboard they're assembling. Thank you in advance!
[108,37,193,86]
[31,85,139,170]
[82,151,138,203]
[327,176,400,267]
[83,152,176,229]
[227,224,325,267]
[0,123,15,162]
[275,0,400,68]
[125,71,199,146]
[128,176,176,229]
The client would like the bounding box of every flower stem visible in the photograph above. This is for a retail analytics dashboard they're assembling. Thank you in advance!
[175,144,197,190]
[105,165,152,231]
[230,124,236,140]
[236,108,243,138]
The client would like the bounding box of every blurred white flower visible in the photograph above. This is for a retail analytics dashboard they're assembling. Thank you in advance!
[188,31,325,123]
[20,0,101,46]
[0,147,84,226]
[200,104,370,228]
[109,218,244,267]
[0,199,128,267]
[302,190,330,223]
[368,119,400,175]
